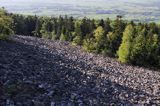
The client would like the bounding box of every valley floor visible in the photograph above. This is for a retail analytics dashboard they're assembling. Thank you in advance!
[0,35,160,105]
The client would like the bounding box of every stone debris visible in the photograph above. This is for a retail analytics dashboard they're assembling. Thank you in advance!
[0,35,160,105]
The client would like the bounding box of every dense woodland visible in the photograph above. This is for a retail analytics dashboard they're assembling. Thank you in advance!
[1,8,160,68]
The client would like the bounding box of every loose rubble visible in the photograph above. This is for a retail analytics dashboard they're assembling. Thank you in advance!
[0,35,160,105]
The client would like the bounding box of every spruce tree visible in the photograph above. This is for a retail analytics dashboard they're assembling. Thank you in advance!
[83,37,95,52]
[130,28,146,65]
[93,26,106,53]
[107,19,126,56]
[118,24,135,63]
[40,17,53,39]
[72,21,83,45]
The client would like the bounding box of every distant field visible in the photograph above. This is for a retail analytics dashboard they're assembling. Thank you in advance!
[1,0,160,22]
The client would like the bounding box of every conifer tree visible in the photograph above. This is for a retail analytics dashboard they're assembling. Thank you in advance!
[83,37,95,52]
[130,28,147,65]
[145,33,159,65]
[72,21,83,45]
[118,24,135,63]
[40,17,53,39]
[107,19,126,55]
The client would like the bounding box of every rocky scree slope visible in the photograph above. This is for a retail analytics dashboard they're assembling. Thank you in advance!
[0,35,160,105]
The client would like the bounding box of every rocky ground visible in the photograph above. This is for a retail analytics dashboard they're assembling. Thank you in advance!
[0,35,160,106]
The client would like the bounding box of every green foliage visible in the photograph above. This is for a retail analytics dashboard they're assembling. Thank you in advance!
[72,35,82,46]
[93,26,106,53]
[72,21,83,45]
[130,28,147,65]
[118,23,160,67]
[40,17,54,39]
[51,31,59,40]
[60,33,68,41]
[94,26,105,41]
[118,24,135,63]
[83,38,95,52]
[146,34,159,66]
[0,8,13,40]
[131,29,159,66]
[106,19,126,56]
[2,10,160,68]
[12,14,39,36]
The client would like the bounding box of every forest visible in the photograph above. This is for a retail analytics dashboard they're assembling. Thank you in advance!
[1,8,160,68]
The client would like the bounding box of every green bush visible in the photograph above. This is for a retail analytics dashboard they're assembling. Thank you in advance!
[0,8,13,40]
[72,35,82,46]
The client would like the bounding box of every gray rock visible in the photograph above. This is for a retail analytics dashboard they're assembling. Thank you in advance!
[0,35,159,105]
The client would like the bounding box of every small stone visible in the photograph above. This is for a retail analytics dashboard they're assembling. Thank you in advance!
[32,100,45,106]
[50,101,55,106]
[71,93,77,100]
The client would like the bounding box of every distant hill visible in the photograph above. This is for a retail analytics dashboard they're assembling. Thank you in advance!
[1,0,160,22]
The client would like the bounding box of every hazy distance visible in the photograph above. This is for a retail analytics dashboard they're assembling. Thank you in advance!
[1,0,160,22]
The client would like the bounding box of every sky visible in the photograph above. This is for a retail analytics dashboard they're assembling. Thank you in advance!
[0,0,157,5]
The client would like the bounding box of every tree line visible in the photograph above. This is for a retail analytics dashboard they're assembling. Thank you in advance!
[1,8,160,68]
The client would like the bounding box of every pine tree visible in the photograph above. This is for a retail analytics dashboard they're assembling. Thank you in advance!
[145,33,159,66]
[107,19,126,56]
[130,28,146,65]
[94,26,105,42]
[72,21,83,45]
[32,16,43,37]
[11,14,26,35]
[104,18,111,34]
[93,26,106,53]
[83,37,95,52]
[118,24,135,63]
[40,17,53,39]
